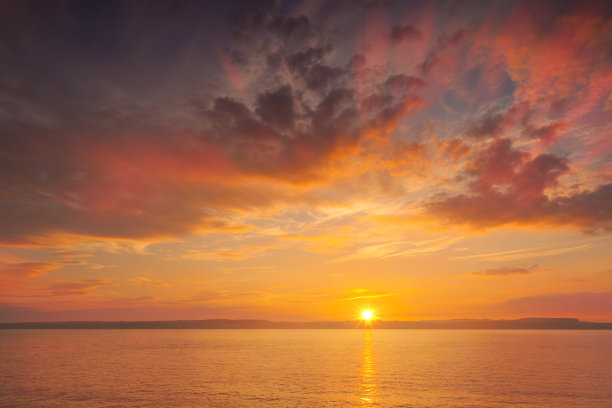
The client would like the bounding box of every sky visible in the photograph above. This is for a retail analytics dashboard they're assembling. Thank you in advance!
[1,0,612,322]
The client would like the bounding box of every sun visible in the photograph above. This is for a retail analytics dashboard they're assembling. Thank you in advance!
[362,310,373,320]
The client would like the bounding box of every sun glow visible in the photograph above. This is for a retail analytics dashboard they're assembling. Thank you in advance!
[362,310,373,320]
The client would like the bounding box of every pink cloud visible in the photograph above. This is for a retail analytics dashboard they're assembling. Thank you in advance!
[500,291,612,321]
[46,279,115,297]
[429,137,612,231]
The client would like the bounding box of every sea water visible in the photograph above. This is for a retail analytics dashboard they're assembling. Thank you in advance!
[1,329,611,407]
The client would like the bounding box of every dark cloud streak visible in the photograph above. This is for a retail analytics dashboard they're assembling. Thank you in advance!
[473,265,539,276]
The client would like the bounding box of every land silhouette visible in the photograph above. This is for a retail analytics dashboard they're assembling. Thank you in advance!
[1,318,611,330]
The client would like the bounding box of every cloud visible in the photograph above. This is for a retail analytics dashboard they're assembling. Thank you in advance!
[524,121,570,146]
[0,303,47,322]
[419,29,470,75]
[500,291,612,319]
[475,1,612,115]
[303,64,346,92]
[384,74,427,94]
[128,276,169,288]
[286,46,331,75]
[47,279,115,296]
[200,79,423,182]
[0,261,58,278]
[1,0,610,252]
[548,183,612,231]
[228,0,278,37]
[255,86,296,130]
[428,137,612,231]
[464,102,530,140]
[268,15,310,41]
[454,243,591,262]
[53,252,92,259]
[330,236,462,263]
[465,113,505,139]
[431,181,612,232]
[389,24,422,44]
[1,0,611,323]
[335,290,402,301]
[472,264,539,276]
[434,137,472,165]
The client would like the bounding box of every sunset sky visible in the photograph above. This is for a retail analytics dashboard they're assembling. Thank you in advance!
[1,0,611,322]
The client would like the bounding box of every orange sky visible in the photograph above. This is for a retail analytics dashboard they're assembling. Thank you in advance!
[1,0,611,322]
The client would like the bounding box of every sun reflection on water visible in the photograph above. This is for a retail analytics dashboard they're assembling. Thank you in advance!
[359,329,377,406]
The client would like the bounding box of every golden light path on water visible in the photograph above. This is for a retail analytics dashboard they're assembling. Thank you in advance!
[359,330,377,406]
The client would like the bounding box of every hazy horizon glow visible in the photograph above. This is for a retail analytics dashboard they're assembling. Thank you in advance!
[1,0,612,322]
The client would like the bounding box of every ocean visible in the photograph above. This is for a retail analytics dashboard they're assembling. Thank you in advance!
[1,329,611,407]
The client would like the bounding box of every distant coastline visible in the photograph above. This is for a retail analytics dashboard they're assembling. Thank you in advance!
[1,318,611,330]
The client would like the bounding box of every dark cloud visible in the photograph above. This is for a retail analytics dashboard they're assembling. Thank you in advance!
[473,265,539,276]
[431,180,612,231]
[469,138,530,188]
[429,138,612,231]
[389,24,422,43]
[268,15,309,40]
[202,97,286,167]
[229,2,309,43]
[283,46,348,91]
[361,93,394,114]
[0,192,209,245]
[225,0,321,85]
[524,121,570,146]
[549,183,612,230]
[0,40,429,246]
[0,119,282,244]
[384,74,427,94]
[304,64,346,92]
[465,102,530,139]
[228,0,278,36]
[347,54,366,71]
[0,123,237,243]
[366,95,427,132]
[465,112,505,139]
[419,29,470,75]
[201,94,292,174]
[255,85,296,130]
[0,53,430,245]
[510,153,568,200]
[230,49,249,67]
[286,46,332,76]
[306,88,359,154]
[2,0,607,249]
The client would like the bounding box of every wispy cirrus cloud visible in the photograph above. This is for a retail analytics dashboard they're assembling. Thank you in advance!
[46,279,116,297]
[329,236,463,263]
[453,243,592,262]
[335,290,402,302]
[0,261,58,279]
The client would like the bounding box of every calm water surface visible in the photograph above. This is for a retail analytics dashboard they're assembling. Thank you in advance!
[1,329,611,407]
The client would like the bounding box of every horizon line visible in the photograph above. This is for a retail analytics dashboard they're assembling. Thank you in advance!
[2,317,612,329]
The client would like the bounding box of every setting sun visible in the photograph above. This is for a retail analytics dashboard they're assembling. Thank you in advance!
[362,310,373,320]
